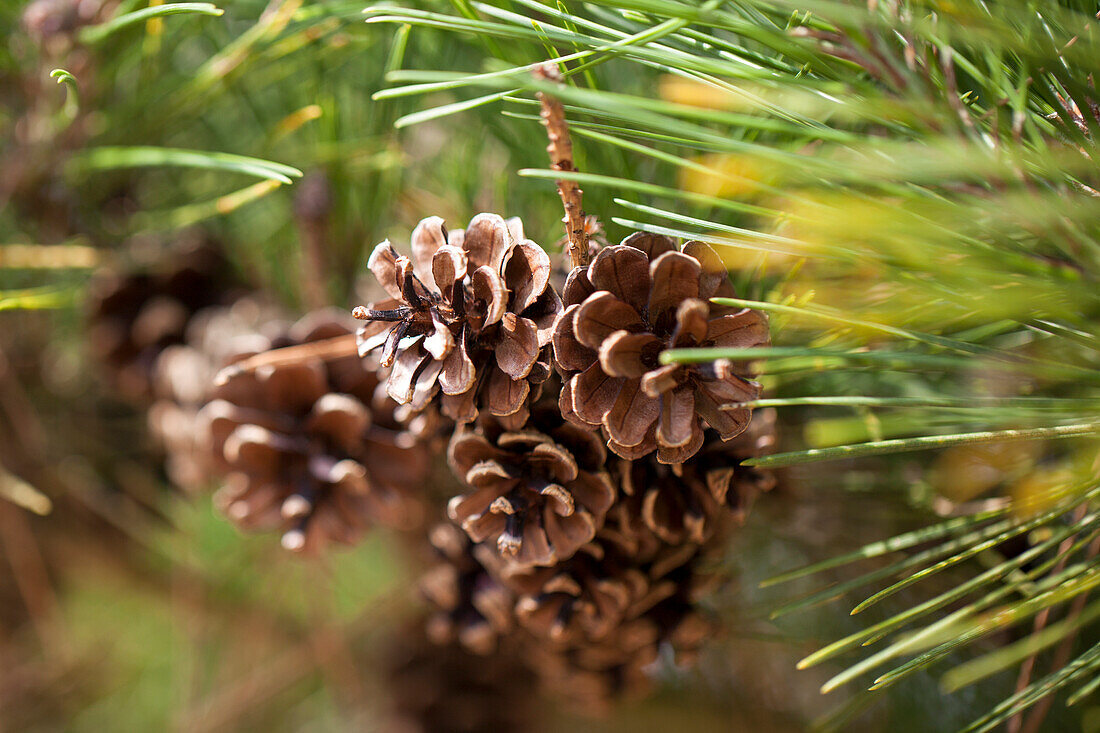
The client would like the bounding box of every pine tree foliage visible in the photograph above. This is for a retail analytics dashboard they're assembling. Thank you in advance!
[4,0,1100,728]
[364,0,1100,729]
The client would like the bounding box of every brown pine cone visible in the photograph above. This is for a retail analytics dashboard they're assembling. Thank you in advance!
[198,311,427,553]
[86,236,244,401]
[552,232,769,464]
[353,214,561,427]
[484,535,699,648]
[385,623,540,733]
[616,408,778,546]
[526,616,659,709]
[445,403,616,570]
[148,298,290,492]
[419,523,516,656]
[719,405,778,517]
[522,543,719,710]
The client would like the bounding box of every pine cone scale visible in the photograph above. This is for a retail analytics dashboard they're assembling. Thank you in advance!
[647,251,702,325]
[588,244,652,313]
[495,314,539,379]
[603,380,660,448]
[571,365,625,426]
[573,291,644,349]
[550,304,595,372]
[657,388,695,448]
[597,330,661,378]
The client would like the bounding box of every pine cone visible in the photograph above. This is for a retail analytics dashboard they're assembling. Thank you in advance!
[720,405,778,516]
[487,536,698,648]
[353,214,561,427]
[198,311,427,553]
[420,523,515,656]
[385,623,539,733]
[616,408,778,545]
[552,233,769,464]
[445,403,616,570]
[522,544,718,709]
[148,298,290,492]
[87,237,243,401]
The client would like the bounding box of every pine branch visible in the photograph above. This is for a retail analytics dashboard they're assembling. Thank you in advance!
[535,63,590,268]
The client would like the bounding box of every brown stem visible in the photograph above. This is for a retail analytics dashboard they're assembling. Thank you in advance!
[214,333,358,386]
[293,172,333,311]
[352,306,410,322]
[0,499,61,651]
[939,46,975,133]
[863,24,910,92]
[1008,505,1090,733]
[1018,532,1100,733]
[535,62,589,270]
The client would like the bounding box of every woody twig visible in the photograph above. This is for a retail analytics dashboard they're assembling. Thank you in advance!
[535,63,589,270]
[214,333,358,385]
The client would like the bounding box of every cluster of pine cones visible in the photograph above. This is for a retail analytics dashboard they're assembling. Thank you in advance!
[88,214,774,717]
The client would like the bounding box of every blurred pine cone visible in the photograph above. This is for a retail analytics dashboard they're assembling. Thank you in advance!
[521,540,719,710]
[198,311,428,553]
[424,516,721,710]
[148,298,290,492]
[446,401,615,569]
[419,523,515,655]
[385,623,540,733]
[353,214,561,427]
[86,236,244,401]
[493,535,698,646]
[552,233,769,463]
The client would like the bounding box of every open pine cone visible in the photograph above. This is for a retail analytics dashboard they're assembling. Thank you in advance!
[198,311,427,553]
[353,214,561,427]
[446,402,616,570]
[552,233,769,464]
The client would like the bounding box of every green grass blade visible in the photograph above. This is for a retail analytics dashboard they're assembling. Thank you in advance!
[394,90,516,128]
[770,512,1029,618]
[871,528,1100,692]
[747,396,1100,410]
